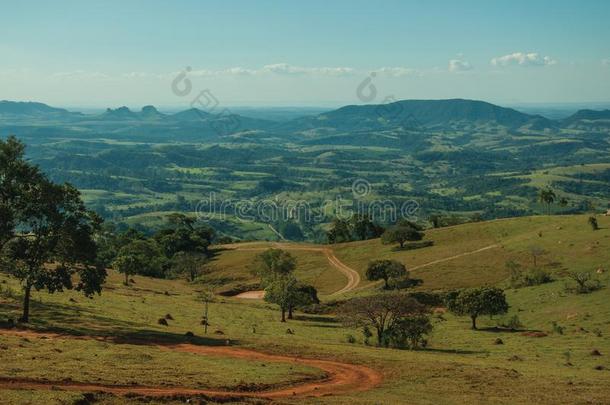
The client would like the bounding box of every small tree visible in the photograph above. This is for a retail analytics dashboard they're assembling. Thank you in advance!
[588,216,599,231]
[566,271,601,294]
[539,188,556,215]
[287,283,319,319]
[113,239,165,284]
[386,315,432,349]
[381,220,424,249]
[529,246,547,268]
[264,274,298,322]
[366,259,407,289]
[446,287,509,330]
[340,293,428,346]
[250,248,296,281]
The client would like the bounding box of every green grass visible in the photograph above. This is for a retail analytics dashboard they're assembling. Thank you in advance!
[1,215,610,404]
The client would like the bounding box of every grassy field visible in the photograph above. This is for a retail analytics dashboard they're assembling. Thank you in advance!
[1,214,609,404]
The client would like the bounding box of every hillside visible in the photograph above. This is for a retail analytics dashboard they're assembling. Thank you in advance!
[1,215,609,404]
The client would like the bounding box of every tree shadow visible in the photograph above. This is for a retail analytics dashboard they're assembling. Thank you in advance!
[3,299,231,347]
[423,347,487,355]
[476,326,544,333]
[292,314,338,323]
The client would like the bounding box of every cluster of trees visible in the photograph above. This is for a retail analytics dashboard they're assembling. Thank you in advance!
[339,286,510,349]
[250,249,318,322]
[0,136,106,322]
[103,214,215,284]
[326,214,384,244]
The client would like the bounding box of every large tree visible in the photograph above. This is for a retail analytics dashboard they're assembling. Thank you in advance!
[446,287,509,330]
[381,220,424,249]
[1,137,106,322]
[340,293,428,346]
[366,259,408,289]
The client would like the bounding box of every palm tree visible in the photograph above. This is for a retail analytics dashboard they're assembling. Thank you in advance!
[539,188,556,215]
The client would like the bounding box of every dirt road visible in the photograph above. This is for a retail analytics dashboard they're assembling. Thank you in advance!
[225,242,361,298]
[0,328,382,400]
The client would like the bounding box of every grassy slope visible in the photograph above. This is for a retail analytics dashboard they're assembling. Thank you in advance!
[1,214,609,404]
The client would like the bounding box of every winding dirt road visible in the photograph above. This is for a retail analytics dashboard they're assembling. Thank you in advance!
[0,329,382,400]
[227,242,501,298]
[224,242,360,298]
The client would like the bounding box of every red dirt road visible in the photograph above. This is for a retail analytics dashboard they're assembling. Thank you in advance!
[0,329,382,400]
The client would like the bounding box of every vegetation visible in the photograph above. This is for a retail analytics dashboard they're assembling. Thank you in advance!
[339,293,429,347]
[365,259,408,289]
[0,136,105,322]
[446,287,509,330]
[381,220,424,249]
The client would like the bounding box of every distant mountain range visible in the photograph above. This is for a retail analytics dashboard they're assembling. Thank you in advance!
[1,99,608,135]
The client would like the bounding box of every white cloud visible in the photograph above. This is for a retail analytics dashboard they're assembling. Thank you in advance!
[448,59,473,72]
[602,58,610,67]
[375,67,416,77]
[261,63,354,76]
[491,52,557,67]
[223,67,256,75]
[53,70,110,79]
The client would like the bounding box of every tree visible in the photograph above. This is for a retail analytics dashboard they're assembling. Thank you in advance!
[340,293,428,346]
[381,220,424,249]
[351,214,384,241]
[154,215,214,259]
[326,218,352,244]
[386,315,433,349]
[172,251,207,282]
[250,248,296,281]
[113,239,165,284]
[528,246,547,268]
[446,287,509,330]
[264,274,298,322]
[539,188,556,215]
[0,137,106,322]
[366,259,407,289]
[251,249,298,321]
[287,283,319,319]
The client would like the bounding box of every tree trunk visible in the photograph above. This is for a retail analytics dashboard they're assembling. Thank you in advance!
[288,306,293,320]
[21,284,32,323]
[383,277,389,289]
[399,241,405,248]
[376,328,384,347]
[281,308,286,322]
[124,272,129,286]
[471,315,477,330]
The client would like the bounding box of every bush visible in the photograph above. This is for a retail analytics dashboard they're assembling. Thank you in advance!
[346,334,357,344]
[565,272,602,294]
[499,314,523,330]
[522,268,553,286]
[385,315,433,349]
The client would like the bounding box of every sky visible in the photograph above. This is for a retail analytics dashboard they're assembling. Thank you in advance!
[1,0,609,109]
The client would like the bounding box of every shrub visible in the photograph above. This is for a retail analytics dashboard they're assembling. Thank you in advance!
[499,315,523,330]
[588,216,599,231]
[346,334,357,344]
[565,272,602,294]
[522,268,553,286]
[551,321,565,335]
[385,315,433,349]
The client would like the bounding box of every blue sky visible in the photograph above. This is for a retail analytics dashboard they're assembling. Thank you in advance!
[1,0,609,108]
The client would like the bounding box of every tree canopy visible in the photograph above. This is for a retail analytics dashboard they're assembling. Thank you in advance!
[446,287,509,329]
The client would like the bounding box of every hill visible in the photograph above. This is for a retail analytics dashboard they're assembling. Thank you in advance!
[1,214,609,404]
[281,99,554,133]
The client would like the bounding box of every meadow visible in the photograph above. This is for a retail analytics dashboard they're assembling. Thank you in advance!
[1,214,609,404]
